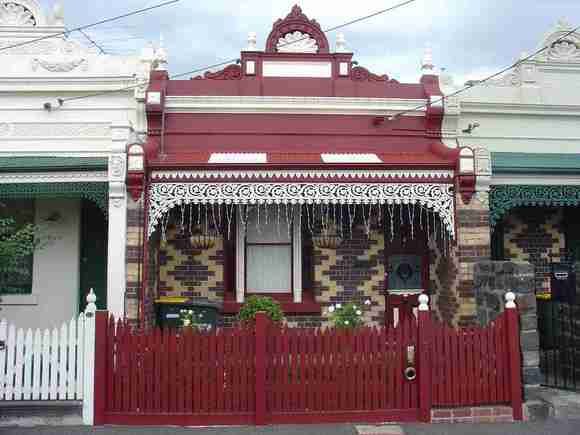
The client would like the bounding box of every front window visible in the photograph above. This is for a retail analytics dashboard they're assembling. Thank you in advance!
[246,209,292,292]
[0,199,35,295]
[236,204,302,302]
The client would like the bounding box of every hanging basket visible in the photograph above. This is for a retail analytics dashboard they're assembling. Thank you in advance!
[312,233,343,249]
[190,230,217,250]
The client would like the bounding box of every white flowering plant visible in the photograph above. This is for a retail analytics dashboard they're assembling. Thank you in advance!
[179,308,204,329]
[327,299,372,329]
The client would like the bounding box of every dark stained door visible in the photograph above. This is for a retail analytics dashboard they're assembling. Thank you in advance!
[79,199,107,311]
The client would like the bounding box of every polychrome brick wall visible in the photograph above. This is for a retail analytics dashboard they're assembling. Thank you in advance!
[503,207,565,293]
[158,225,224,304]
[313,224,386,327]
[125,197,144,323]
[429,192,491,327]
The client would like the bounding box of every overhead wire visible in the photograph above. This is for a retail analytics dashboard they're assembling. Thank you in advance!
[55,0,421,105]
[383,24,580,121]
[0,0,181,53]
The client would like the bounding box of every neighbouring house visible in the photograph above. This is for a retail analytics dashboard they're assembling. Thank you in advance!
[441,19,580,296]
[0,0,160,329]
[440,19,580,388]
[124,5,489,329]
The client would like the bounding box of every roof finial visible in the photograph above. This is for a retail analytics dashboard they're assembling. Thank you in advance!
[421,44,434,73]
[52,1,64,26]
[556,17,572,31]
[246,32,257,51]
[154,33,168,71]
[335,33,348,53]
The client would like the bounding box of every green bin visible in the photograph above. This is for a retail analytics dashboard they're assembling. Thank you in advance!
[155,297,219,329]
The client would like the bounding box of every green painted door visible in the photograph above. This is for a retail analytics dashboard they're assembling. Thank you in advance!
[79,200,107,311]
[387,254,423,292]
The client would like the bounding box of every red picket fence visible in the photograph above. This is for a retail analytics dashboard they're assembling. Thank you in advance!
[265,317,420,423]
[430,311,514,408]
[92,302,523,426]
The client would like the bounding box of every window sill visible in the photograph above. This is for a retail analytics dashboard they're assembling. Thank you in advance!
[222,293,321,315]
[0,294,39,306]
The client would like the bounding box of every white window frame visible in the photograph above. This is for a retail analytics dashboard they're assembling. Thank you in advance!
[236,206,302,303]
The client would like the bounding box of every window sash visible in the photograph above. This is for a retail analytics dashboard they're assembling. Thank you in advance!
[246,245,292,293]
[236,205,302,303]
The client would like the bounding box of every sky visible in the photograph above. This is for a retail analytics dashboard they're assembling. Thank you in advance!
[56,0,580,85]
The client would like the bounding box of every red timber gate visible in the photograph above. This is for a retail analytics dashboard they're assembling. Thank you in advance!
[92,295,523,426]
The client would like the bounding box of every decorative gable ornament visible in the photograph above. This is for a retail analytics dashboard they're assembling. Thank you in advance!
[0,1,36,26]
[265,5,329,54]
[535,18,580,63]
[277,30,318,53]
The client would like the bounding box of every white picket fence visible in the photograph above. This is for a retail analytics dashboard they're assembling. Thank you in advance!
[0,291,97,424]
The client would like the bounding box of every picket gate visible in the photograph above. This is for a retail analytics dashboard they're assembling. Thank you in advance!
[0,290,98,425]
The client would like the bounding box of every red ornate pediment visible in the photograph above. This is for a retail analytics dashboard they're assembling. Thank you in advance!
[265,5,329,54]
[191,64,242,80]
[350,66,398,83]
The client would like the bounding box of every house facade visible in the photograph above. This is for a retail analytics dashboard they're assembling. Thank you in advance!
[0,0,159,328]
[441,19,580,299]
[124,5,490,329]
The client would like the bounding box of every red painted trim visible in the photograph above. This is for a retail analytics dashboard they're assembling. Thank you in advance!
[100,409,419,426]
[267,409,420,424]
[93,311,108,425]
[101,413,254,426]
[139,176,151,327]
[265,5,330,54]
[149,175,454,184]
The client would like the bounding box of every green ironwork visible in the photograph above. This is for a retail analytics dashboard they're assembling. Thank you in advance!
[0,156,107,172]
[0,182,108,214]
[490,185,580,229]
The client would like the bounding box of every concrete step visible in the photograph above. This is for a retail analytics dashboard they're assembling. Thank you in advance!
[524,386,580,421]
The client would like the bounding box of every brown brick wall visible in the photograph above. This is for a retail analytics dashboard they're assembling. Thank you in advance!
[158,225,224,303]
[429,191,491,327]
[313,224,386,327]
[503,207,565,292]
[125,197,144,323]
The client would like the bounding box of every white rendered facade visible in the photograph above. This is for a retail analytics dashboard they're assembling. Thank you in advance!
[0,1,159,326]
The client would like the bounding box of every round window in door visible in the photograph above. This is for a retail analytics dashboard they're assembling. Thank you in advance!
[388,254,423,292]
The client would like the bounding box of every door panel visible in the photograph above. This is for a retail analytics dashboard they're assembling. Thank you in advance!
[79,200,107,311]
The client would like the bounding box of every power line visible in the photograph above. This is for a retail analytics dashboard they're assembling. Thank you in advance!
[382,24,580,122]
[0,0,181,53]
[73,28,106,55]
[57,0,420,104]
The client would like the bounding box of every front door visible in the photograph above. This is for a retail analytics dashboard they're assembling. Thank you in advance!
[385,233,428,327]
[79,200,107,311]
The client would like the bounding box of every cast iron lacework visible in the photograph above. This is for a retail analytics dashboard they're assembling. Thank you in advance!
[147,182,455,239]
[489,185,580,228]
[0,182,108,214]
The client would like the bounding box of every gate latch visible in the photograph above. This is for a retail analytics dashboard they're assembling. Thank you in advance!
[406,345,415,366]
[0,340,5,351]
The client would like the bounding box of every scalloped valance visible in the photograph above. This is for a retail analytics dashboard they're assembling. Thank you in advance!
[0,182,108,214]
[147,182,455,239]
[489,184,580,228]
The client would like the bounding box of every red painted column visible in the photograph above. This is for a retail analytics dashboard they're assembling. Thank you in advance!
[93,311,108,425]
[417,294,432,423]
[254,312,268,425]
[505,292,523,421]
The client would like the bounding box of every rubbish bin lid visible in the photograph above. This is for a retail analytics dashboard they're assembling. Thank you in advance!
[155,296,189,304]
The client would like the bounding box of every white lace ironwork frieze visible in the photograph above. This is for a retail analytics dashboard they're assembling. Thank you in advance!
[147,182,455,239]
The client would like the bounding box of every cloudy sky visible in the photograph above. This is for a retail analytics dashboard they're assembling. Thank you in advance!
[57,0,580,84]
